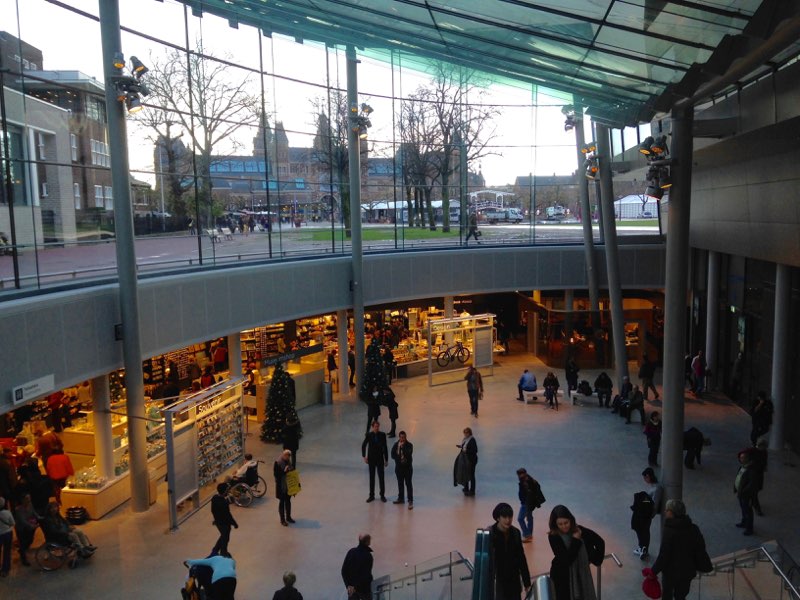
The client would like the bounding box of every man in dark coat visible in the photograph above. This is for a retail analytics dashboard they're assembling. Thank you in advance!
[683,427,705,469]
[380,385,398,438]
[734,450,758,535]
[390,431,413,508]
[341,533,374,599]
[594,372,613,407]
[211,482,238,555]
[362,421,388,503]
[348,348,356,387]
[489,503,531,600]
[516,468,545,542]
[652,499,712,600]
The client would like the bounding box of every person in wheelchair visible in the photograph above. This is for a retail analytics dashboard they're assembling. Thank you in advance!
[231,453,258,487]
[41,502,96,557]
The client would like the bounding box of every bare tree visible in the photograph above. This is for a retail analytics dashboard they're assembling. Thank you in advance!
[310,91,368,235]
[429,63,499,232]
[399,91,440,228]
[135,44,260,226]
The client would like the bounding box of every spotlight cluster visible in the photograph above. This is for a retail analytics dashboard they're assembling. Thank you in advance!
[350,102,374,140]
[581,141,598,180]
[112,53,150,115]
[562,105,577,132]
[639,135,671,199]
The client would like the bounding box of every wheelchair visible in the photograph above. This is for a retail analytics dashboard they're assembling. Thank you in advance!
[35,540,93,571]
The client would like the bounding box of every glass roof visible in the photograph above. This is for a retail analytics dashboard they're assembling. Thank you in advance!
[178,0,794,125]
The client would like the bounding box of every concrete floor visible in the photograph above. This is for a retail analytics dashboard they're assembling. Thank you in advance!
[3,347,799,599]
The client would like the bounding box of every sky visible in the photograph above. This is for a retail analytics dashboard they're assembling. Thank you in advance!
[4,0,589,187]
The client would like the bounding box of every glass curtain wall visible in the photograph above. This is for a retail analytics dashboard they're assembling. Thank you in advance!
[0,0,659,293]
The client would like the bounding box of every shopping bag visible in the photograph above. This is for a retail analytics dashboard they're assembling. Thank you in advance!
[286,469,301,496]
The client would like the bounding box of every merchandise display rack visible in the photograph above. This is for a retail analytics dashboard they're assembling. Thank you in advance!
[163,377,245,531]
[427,313,495,386]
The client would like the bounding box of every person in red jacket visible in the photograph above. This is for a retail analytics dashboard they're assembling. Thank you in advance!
[45,449,74,505]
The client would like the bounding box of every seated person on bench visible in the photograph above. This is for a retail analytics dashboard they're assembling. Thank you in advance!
[517,369,538,402]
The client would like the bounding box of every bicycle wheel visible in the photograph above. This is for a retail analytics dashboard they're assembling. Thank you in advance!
[436,350,451,368]
[251,476,267,498]
[456,347,471,363]
[36,544,69,571]
[229,483,253,507]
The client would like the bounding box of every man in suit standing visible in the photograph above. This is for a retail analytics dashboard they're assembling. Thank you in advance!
[390,431,414,509]
[211,482,238,555]
[362,420,388,503]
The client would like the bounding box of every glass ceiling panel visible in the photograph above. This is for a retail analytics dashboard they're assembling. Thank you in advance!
[184,0,785,125]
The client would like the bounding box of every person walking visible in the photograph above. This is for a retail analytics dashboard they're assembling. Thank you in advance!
[211,483,238,556]
[651,499,712,600]
[281,414,301,468]
[643,411,662,467]
[186,552,237,600]
[565,357,579,400]
[516,468,545,542]
[364,386,382,434]
[272,570,303,600]
[517,369,537,402]
[380,385,398,438]
[456,427,478,496]
[390,431,413,509]
[734,449,757,536]
[45,448,74,505]
[488,502,532,600]
[464,366,483,417]
[749,439,768,516]
[691,350,706,397]
[341,533,374,600]
[749,391,773,446]
[465,211,481,245]
[548,504,604,600]
[683,427,705,469]
[274,449,296,526]
[638,353,660,400]
[348,347,356,387]
[362,420,388,503]
[631,467,663,560]
[0,497,13,577]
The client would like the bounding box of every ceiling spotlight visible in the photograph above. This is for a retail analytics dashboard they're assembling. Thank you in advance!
[113,52,126,70]
[639,136,655,155]
[360,103,374,115]
[564,114,576,132]
[658,168,672,189]
[130,56,149,77]
[650,135,668,156]
[584,156,599,180]
[580,142,596,155]
[126,93,143,114]
[645,183,663,199]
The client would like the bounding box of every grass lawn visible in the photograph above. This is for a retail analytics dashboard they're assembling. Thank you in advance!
[308,227,461,242]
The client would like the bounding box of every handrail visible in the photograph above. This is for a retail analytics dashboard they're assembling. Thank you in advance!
[373,550,474,596]
[697,541,800,599]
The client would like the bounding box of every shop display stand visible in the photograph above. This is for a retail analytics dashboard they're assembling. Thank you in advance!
[427,314,495,387]
[163,378,245,531]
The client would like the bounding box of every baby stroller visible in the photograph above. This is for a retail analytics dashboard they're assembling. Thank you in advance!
[181,561,213,600]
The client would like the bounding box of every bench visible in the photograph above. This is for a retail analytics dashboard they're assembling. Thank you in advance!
[220,227,233,240]
[523,391,538,404]
[205,228,221,243]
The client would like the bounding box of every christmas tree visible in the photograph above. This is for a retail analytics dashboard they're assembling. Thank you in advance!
[359,339,388,401]
[260,363,296,443]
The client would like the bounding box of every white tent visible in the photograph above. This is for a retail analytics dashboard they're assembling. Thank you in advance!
[613,194,660,219]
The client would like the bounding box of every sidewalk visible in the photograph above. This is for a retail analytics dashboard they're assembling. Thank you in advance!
[2,348,797,599]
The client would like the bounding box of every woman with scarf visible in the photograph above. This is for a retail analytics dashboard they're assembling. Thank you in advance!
[548,505,604,600]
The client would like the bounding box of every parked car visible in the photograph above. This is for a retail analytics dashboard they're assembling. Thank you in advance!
[637,211,654,218]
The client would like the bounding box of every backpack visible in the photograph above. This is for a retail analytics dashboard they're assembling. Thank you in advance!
[631,491,655,520]
[578,380,593,396]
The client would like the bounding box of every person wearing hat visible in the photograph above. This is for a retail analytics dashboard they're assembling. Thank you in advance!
[488,502,531,600]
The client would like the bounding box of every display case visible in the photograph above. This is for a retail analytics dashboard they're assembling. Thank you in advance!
[196,394,244,488]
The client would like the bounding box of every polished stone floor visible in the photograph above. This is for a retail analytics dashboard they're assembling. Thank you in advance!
[3,348,799,599]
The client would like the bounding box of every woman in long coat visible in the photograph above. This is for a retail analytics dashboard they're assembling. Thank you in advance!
[548,505,604,600]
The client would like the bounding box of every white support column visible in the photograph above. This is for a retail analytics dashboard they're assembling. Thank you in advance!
[705,251,719,390]
[770,264,791,450]
[337,309,350,394]
[444,296,455,346]
[227,333,242,377]
[92,375,114,481]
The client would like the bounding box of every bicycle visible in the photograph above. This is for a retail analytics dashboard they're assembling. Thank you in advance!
[436,340,471,368]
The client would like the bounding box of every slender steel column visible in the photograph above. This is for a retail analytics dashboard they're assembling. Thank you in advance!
[564,289,574,341]
[661,105,694,503]
[346,45,365,393]
[99,0,148,511]
[770,263,791,450]
[705,251,720,389]
[573,104,599,317]
[594,123,628,390]
[337,309,349,394]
